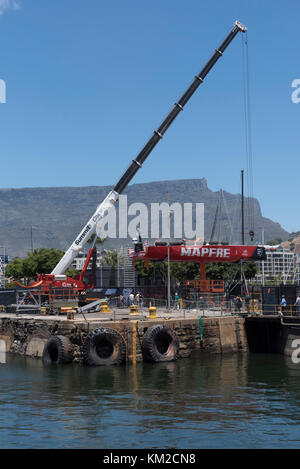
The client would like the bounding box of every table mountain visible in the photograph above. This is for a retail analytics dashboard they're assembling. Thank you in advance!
[0,178,289,258]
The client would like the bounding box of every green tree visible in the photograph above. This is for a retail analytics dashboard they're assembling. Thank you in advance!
[5,258,25,280]
[170,262,200,283]
[22,248,65,278]
[5,248,67,282]
[207,261,258,281]
[65,268,80,278]
[134,259,258,287]
[242,261,258,279]
[5,280,16,289]
[135,259,154,277]
[205,262,232,281]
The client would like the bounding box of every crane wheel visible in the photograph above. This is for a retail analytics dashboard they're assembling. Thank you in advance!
[81,328,126,366]
[42,335,74,365]
[141,324,179,362]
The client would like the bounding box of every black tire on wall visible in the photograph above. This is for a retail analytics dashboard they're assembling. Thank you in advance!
[42,335,74,364]
[142,324,179,362]
[81,328,126,366]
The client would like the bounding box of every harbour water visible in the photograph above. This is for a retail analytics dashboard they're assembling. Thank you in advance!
[1,352,300,449]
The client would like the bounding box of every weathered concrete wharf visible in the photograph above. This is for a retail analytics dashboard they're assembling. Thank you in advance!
[245,315,300,356]
[0,311,248,364]
[1,310,299,365]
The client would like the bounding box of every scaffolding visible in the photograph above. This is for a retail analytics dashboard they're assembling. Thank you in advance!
[0,247,7,288]
[120,246,135,288]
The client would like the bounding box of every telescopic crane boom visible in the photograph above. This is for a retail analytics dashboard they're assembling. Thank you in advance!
[51,20,247,276]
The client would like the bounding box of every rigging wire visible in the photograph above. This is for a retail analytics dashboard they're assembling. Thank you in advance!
[216,191,222,243]
[210,189,234,244]
[228,179,241,245]
[210,190,221,243]
[221,190,233,242]
[242,32,255,239]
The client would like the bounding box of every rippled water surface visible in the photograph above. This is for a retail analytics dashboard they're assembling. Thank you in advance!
[1,352,300,448]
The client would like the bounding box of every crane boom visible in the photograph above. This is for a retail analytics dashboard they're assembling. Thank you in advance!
[51,20,247,276]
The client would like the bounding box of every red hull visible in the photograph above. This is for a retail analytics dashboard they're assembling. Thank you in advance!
[136,244,266,263]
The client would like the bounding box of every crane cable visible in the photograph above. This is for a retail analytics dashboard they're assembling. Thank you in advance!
[221,189,233,242]
[210,190,221,243]
[210,189,234,244]
[231,196,240,244]
[242,32,255,240]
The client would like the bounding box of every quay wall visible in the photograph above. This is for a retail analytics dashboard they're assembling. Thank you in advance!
[0,316,248,363]
[245,316,300,357]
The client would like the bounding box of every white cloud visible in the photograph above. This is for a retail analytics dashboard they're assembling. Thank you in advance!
[0,0,20,15]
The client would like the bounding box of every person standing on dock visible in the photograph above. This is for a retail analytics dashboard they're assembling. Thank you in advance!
[78,289,87,308]
[295,296,300,316]
[280,296,287,315]
[135,292,140,306]
[234,296,243,313]
[175,292,179,310]
[129,292,135,305]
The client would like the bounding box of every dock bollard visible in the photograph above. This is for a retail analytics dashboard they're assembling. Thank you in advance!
[130,305,139,316]
[61,307,73,316]
[100,301,111,313]
[149,306,157,319]
[41,307,47,316]
[67,309,75,320]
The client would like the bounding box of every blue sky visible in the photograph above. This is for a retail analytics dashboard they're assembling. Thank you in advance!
[0,0,299,234]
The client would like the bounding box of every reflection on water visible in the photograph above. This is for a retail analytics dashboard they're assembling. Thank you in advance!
[0,340,5,364]
[1,352,300,448]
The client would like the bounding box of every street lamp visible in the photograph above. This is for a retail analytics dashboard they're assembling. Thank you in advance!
[0,246,6,289]
[167,209,174,311]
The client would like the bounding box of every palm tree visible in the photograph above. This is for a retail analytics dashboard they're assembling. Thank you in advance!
[87,234,106,284]
[102,249,124,287]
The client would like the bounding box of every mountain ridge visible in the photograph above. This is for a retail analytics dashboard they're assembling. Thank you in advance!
[0,178,289,258]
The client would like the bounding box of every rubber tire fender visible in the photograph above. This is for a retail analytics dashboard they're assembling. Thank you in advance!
[42,335,74,364]
[81,327,126,366]
[142,324,179,362]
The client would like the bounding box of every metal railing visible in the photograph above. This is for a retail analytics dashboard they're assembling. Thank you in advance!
[2,287,300,320]
[106,295,234,317]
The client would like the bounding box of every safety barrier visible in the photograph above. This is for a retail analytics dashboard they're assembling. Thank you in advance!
[6,287,300,319]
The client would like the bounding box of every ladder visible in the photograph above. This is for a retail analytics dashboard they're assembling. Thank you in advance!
[121,247,136,288]
[0,256,5,288]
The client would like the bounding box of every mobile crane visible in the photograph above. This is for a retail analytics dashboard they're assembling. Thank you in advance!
[34,20,247,295]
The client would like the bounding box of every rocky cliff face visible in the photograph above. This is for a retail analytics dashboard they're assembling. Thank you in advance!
[0,178,289,258]
[281,237,300,254]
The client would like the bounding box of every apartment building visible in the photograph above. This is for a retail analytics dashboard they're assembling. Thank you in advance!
[0,254,9,288]
[70,250,103,270]
[256,245,296,284]
[296,253,300,285]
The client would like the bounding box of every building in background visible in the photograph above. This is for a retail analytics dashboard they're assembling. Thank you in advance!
[71,250,102,271]
[0,252,9,288]
[296,254,300,285]
[255,245,296,285]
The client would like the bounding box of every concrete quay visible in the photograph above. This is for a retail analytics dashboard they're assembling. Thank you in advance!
[2,307,298,366]
[0,310,248,364]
